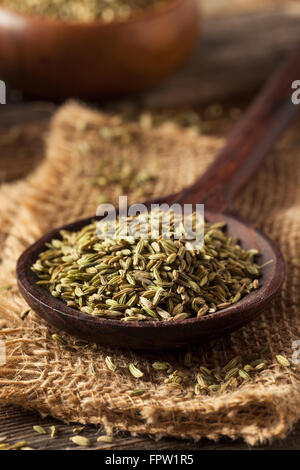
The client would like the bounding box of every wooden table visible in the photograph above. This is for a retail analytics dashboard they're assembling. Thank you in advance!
[1,6,300,450]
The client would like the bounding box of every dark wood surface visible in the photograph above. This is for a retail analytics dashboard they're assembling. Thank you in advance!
[163,48,300,210]
[142,6,300,107]
[0,103,54,181]
[0,0,198,99]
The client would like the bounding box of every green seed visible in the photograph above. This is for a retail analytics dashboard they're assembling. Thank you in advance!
[0,285,12,292]
[238,369,250,380]
[97,435,115,443]
[152,361,169,370]
[129,363,144,378]
[224,367,239,381]
[276,355,290,367]
[20,308,31,321]
[51,334,67,346]
[70,436,91,447]
[130,389,147,396]
[196,374,207,388]
[10,441,29,450]
[73,427,85,434]
[223,356,240,372]
[208,384,221,391]
[199,366,212,377]
[255,362,266,370]
[105,356,117,372]
[0,443,9,450]
[50,426,57,438]
[33,425,47,435]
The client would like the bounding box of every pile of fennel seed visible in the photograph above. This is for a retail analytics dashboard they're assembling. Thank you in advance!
[31,213,261,321]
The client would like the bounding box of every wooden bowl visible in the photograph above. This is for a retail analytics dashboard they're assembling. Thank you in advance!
[0,0,199,100]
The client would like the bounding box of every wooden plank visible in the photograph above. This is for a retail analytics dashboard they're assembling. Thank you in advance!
[141,6,300,108]
[0,103,54,182]
[0,102,55,125]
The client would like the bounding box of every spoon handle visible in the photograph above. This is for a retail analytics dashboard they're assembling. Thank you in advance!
[169,48,300,212]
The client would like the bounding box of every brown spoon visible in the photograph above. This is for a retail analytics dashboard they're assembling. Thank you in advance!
[17,50,300,350]
[0,0,198,100]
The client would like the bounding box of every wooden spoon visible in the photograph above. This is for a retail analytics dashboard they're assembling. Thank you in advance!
[17,50,300,350]
[0,0,198,100]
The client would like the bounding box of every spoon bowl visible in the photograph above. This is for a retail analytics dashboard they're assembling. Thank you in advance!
[16,209,285,350]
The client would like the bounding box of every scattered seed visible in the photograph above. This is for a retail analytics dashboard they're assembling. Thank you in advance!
[70,436,91,447]
[20,308,31,320]
[33,425,47,435]
[152,361,169,370]
[0,443,9,450]
[276,355,290,367]
[97,435,115,443]
[223,356,240,372]
[255,362,266,370]
[9,441,29,450]
[199,366,212,377]
[105,356,117,372]
[51,334,67,346]
[130,389,147,396]
[0,285,12,292]
[208,384,221,391]
[129,363,144,378]
[73,426,85,434]
[238,369,250,380]
[224,367,239,381]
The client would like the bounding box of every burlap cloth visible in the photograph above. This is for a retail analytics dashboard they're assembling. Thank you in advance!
[0,102,299,445]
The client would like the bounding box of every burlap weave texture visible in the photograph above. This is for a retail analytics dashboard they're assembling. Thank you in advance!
[0,102,299,445]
